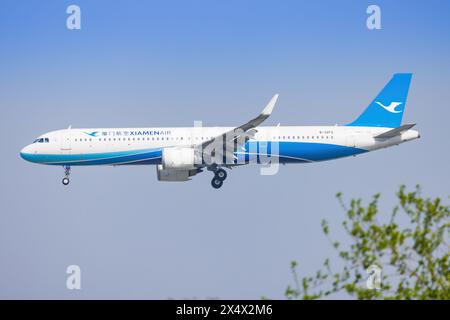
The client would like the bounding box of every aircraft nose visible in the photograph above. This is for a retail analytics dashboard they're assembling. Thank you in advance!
[20,145,33,161]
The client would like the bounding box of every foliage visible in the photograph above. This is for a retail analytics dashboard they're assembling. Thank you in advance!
[285,185,450,299]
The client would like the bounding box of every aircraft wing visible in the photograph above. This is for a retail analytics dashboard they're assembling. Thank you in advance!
[198,94,279,164]
[233,94,279,132]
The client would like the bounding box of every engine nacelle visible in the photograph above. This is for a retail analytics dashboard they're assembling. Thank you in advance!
[162,147,197,170]
[156,165,201,182]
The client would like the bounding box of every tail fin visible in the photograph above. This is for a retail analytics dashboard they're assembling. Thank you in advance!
[347,73,412,128]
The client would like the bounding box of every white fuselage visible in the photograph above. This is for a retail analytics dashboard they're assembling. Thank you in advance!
[20,125,419,166]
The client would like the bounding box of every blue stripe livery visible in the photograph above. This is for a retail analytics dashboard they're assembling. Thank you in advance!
[20,142,367,166]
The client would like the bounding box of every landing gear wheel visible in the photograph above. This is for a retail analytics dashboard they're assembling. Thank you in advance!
[62,165,71,186]
[215,168,227,181]
[211,178,223,189]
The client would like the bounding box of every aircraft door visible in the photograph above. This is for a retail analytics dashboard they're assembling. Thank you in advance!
[345,135,355,148]
[60,129,72,151]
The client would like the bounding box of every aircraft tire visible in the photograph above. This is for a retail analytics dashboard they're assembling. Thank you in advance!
[215,168,227,181]
[211,178,223,189]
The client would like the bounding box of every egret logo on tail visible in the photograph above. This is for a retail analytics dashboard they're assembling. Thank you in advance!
[375,101,403,113]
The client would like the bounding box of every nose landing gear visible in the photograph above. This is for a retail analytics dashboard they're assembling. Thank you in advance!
[210,167,227,189]
[62,166,71,185]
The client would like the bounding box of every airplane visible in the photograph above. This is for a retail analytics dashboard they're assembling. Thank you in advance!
[20,73,419,189]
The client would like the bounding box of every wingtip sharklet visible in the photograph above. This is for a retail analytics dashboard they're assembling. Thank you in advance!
[262,94,279,116]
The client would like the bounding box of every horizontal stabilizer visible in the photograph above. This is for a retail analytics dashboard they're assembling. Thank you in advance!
[374,123,416,139]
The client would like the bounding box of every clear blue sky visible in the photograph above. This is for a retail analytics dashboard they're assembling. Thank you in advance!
[0,0,449,299]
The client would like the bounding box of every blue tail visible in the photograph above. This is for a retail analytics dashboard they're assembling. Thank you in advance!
[347,73,412,128]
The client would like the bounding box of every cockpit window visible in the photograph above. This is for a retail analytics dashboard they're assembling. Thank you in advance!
[33,138,49,143]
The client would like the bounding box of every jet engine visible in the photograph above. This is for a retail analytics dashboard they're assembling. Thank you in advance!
[162,147,199,170]
[157,147,202,181]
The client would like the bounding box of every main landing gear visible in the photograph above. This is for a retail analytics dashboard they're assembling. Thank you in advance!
[210,167,227,189]
[62,166,71,186]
